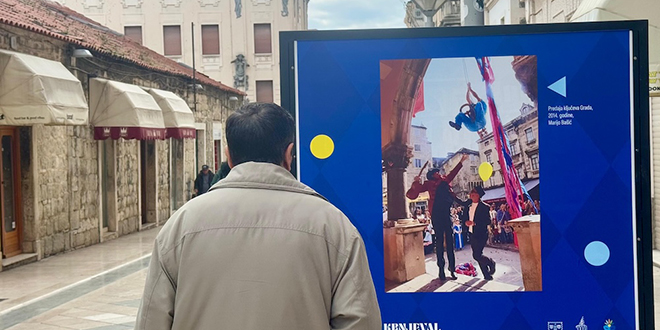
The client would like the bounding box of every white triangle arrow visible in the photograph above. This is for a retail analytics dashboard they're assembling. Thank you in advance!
[548,77,566,97]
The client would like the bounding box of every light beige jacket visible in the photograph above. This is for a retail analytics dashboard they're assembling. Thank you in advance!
[136,162,381,330]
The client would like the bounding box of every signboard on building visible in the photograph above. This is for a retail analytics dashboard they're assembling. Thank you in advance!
[651,63,660,96]
[212,122,222,140]
[281,21,653,330]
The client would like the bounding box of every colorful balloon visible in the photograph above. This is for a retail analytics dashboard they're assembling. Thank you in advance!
[478,162,493,182]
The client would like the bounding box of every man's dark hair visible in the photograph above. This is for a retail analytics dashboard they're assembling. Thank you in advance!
[226,103,295,166]
[427,168,440,181]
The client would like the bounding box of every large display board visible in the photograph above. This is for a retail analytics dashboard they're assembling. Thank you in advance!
[280,21,653,330]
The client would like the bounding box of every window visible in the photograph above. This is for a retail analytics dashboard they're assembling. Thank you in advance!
[201,25,220,55]
[124,26,142,45]
[530,154,539,170]
[511,141,519,155]
[256,80,274,103]
[486,153,492,163]
[484,140,489,146]
[519,0,525,8]
[520,17,527,24]
[414,144,421,151]
[414,159,422,168]
[471,166,477,175]
[525,127,535,143]
[254,23,272,54]
[163,25,182,56]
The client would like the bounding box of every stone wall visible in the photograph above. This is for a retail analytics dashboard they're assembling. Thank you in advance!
[37,125,71,257]
[157,140,170,222]
[67,126,100,250]
[115,140,140,235]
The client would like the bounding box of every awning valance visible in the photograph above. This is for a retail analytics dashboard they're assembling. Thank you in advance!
[482,179,540,203]
[90,78,166,140]
[146,88,196,139]
[0,50,88,126]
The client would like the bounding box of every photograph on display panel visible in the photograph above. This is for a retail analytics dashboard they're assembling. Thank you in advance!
[381,56,541,293]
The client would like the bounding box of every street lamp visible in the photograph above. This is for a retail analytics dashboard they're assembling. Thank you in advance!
[410,0,443,27]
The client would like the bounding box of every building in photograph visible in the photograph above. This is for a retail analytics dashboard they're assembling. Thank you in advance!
[59,0,309,104]
[438,148,481,200]
[477,103,539,202]
[0,0,244,270]
[406,125,433,213]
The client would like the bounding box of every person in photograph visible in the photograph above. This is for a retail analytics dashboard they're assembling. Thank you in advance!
[423,228,434,255]
[453,219,463,251]
[448,83,488,132]
[489,205,497,223]
[456,186,496,281]
[406,154,469,217]
[430,181,459,280]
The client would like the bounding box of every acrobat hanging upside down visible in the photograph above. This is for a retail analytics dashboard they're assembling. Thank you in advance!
[449,83,488,132]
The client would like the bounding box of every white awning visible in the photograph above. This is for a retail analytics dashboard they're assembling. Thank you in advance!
[571,0,659,65]
[89,78,165,140]
[146,88,196,139]
[482,179,540,202]
[0,50,88,126]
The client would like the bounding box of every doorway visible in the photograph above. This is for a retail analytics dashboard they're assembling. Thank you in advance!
[140,140,157,226]
[0,127,22,258]
[214,140,222,171]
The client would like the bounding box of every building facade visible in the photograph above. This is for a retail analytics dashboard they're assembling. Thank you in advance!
[478,103,539,189]
[439,148,481,200]
[0,0,243,270]
[406,125,434,193]
[485,0,527,25]
[58,0,309,104]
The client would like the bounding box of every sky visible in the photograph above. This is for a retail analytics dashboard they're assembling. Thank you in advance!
[411,56,534,158]
[308,0,408,30]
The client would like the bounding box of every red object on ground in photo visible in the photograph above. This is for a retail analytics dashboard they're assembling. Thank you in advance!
[412,80,424,118]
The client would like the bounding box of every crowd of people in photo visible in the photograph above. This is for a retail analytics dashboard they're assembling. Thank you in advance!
[416,196,540,255]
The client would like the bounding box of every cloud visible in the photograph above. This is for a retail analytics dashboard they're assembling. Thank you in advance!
[308,0,408,30]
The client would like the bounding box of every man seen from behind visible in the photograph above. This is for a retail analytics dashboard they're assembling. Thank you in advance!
[136,102,381,330]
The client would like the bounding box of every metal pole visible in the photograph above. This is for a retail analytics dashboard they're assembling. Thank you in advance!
[191,22,197,113]
[191,22,198,173]
[461,0,484,26]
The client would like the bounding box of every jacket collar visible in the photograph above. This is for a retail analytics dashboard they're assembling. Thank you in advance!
[209,162,326,201]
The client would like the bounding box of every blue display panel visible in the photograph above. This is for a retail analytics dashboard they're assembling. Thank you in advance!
[288,26,648,330]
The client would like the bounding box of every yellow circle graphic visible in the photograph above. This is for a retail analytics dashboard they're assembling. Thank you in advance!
[310,135,335,159]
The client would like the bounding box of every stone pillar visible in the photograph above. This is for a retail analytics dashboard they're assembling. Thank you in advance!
[383,142,413,225]
[384,223,427,283]
[510,215,542,291]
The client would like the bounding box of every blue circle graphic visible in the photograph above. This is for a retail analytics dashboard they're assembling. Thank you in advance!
[584,241,610,266]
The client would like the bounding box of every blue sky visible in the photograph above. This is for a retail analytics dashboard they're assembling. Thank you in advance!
[411,56,534,158]
[308,0,408,30]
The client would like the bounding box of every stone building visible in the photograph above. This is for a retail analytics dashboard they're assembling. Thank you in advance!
[0,0,244,270]
[405,125,433,213]
[58,0,309,104]
[477,103,539,189]
[438,148,481,200]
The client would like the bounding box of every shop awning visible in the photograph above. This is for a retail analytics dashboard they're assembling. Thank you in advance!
[482,179,540,203]
[0,50,88,126]
[90,78,166,140]
[146,88,196,139]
